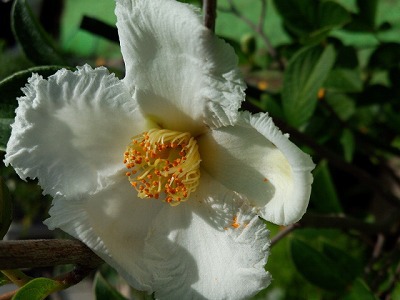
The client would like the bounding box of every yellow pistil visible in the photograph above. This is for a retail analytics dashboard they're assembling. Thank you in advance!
[123,129,201,206]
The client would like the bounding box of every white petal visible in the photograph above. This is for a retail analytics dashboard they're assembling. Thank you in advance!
[115,0,246,134]
[198,112,315,225]
[143,173,271,299]
[44,175,164,291]
[5,65,148,197]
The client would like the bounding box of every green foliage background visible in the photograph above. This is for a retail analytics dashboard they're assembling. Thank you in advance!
[1,0,400,299]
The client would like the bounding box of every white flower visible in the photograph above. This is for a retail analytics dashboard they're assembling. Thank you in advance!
[4,0,314,299]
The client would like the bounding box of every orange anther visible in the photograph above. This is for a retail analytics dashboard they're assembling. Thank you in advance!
[124,129,200,206]
[231,216,240,228]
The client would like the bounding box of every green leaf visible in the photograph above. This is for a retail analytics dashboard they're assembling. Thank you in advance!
[335,45,359,69]
[274,0,350,44]
[12,277,63,300]
[386,107,400,134]
[310,160,342,214]
[273,0,318,38]
[0,66,65,117]
[340,129,355,163]
[282,45,336,127]
[324,69,363,93]
[359,84,392,106]
[368,43,400,70]
[343,0,378,33]
[12,0,66,65]
[356,0,378,29]
[322,243,362,282]
[0,119,13,152]
[319,1,351,29]
[343,278,378,300]
[94,272,128,300]
[325,93,355,121]
[290,238,355,291]
[0,177,12,239]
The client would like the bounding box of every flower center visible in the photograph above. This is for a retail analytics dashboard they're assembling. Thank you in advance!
[123,129,201,206]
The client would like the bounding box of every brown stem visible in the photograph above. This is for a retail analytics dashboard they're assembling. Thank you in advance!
[223,0,284,69]
[0,256,101,300]
[203,0,217,32]
[0,290,15,300]
[271,224,299,246]
[0,239,103,269]
[300,212,400,234]
[55,263,100,288]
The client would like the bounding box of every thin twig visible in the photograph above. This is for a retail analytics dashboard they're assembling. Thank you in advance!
[222,0,283,69]
[271,210,399,247]
[203,0,217,32]
[257,0,267,33]
[0,239,103,269]
[55,263,101,287]
[271,224,300,246]
[300,212,400,234]
[372,234,385,259]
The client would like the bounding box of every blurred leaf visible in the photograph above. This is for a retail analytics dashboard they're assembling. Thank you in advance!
[392,282,400,300]
[240,34,257,57]
[246,70,283,94]
[343,0,378,33]
[12,0,66,65]
[322,243,363,281]
[318,1,351,29]
[368,43,400,70]
[273,0,318,38]
[342,278,378,300]
[389,66,400,89]
[0,119,13,152]
[290,238,355,291]
[359,84,392,106]
[282,45,336,127]
[248,94,284,121]
[262,94,284,120]
[325,93,355,121]
[378,21,392,32]
[356,0,378,29]
[12,277,63,300]
[274,0,350,44]
[0,177,12,239]
[340,129,355,163]
[94,272,128,300]
[0,66,65,118]
[324,69,363,93]
[385,107,400,135]
[310,160,342,214]
[335,45,359,69]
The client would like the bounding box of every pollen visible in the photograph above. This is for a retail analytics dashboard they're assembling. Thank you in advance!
[123,129,201,206]
[231,216,240,229]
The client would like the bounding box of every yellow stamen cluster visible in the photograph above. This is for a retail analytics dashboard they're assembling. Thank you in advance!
[123,129,201,206]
